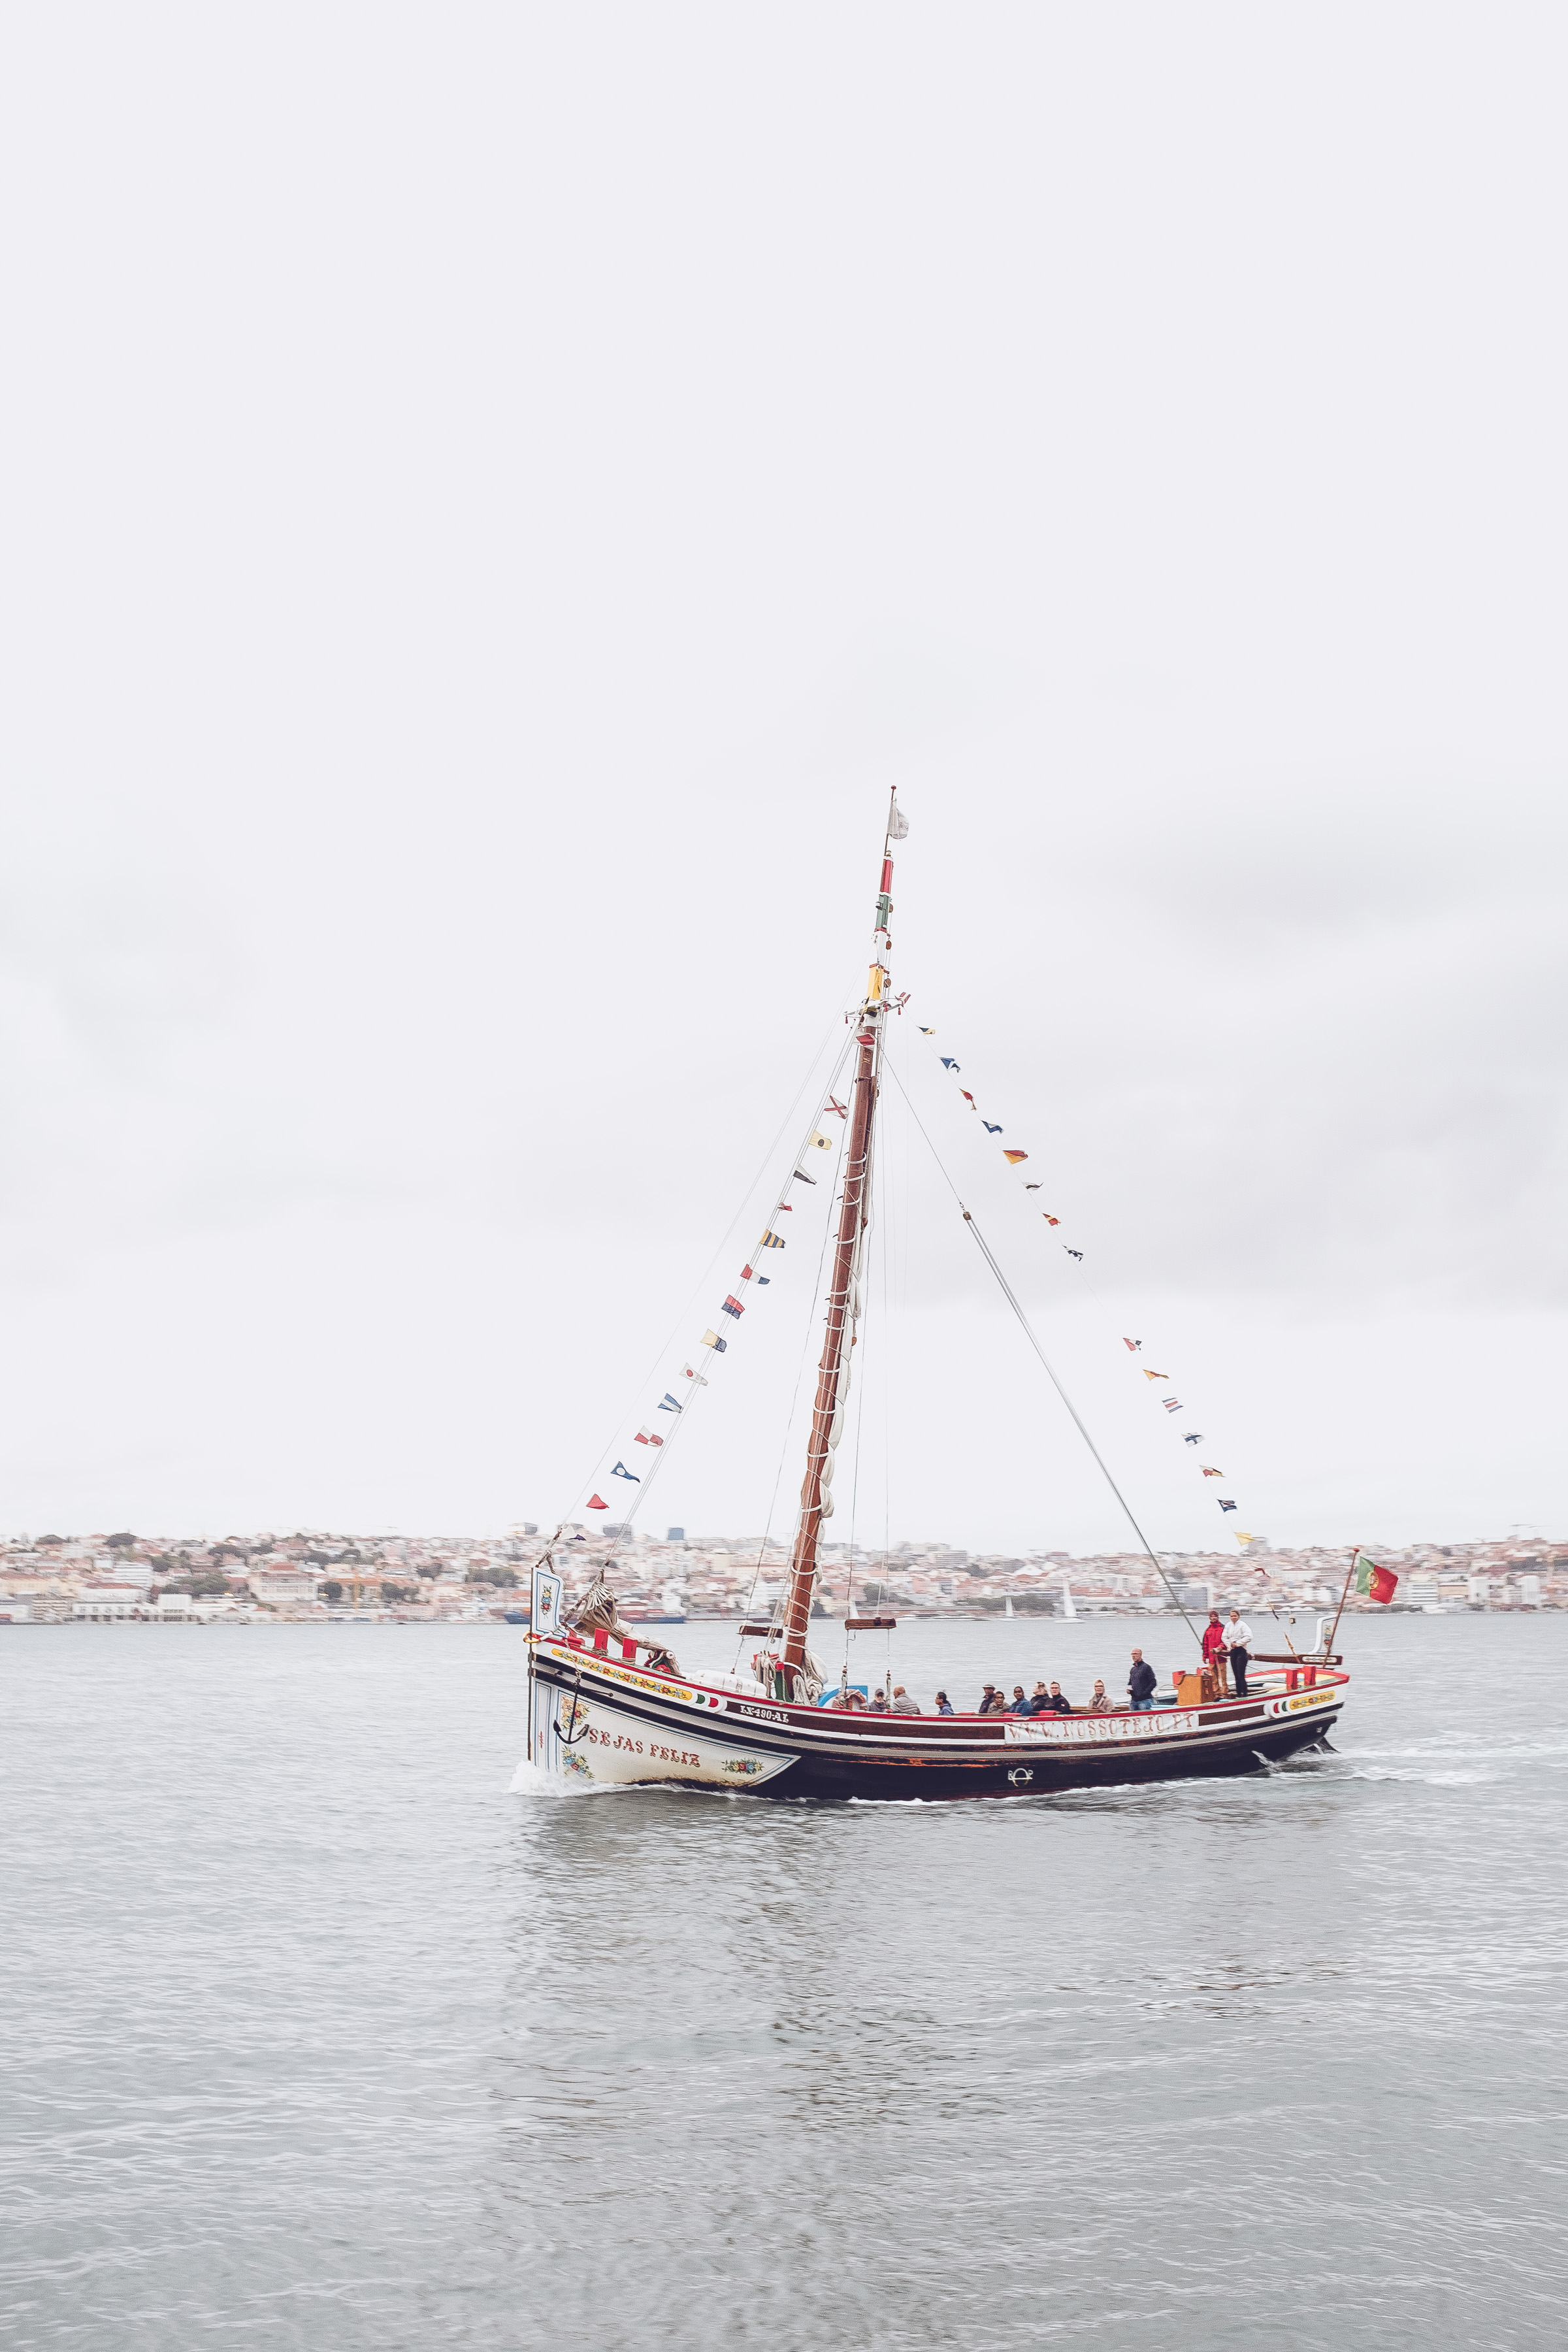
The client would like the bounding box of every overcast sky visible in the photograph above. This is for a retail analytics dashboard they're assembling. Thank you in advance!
[1,3,1563,1554]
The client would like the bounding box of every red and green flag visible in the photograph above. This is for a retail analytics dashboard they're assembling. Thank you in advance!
[1354,1550,1399,1605]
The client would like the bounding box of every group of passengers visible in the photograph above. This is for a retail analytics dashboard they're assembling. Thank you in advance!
[828,1682,925,1712]
[968,1678,1111,1716]
[829,1615,1256,1717]
[830,1674,1117,1715]
[943,1658,1154,1715]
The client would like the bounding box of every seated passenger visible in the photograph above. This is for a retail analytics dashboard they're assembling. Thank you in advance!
[868,1688,890,1712]
[1045,1680,1072,1713]
[890,1684,921,1712]
[1026,1680,1051,1714]
[977,1682,1002,1713]
[1004,1683,1029,1714]
[1087,1679,1111,1712]
[826,1684,857,1710]
[934,1690,955,1715]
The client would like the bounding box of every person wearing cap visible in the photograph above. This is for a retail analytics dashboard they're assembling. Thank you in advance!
[1224,1610,1255,1698]
[977,1682,1003,1713]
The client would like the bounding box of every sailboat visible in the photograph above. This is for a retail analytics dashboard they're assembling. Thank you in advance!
[524,794,1348,1797]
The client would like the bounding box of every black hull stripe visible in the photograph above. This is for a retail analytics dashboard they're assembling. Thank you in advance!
[762,1713,1334,1799]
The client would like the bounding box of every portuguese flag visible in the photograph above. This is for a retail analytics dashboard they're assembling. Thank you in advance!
[1354,1550,1399,1605]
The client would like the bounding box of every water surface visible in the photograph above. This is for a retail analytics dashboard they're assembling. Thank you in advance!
[3,1614,1564,2349]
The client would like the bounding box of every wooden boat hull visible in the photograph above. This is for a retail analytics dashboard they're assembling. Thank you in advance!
[527,1637,1346,1800]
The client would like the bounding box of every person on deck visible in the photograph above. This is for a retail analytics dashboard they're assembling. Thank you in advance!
[1128,1649,1157,1711]
[1045,1681,1072,1714]
[1224,1611,1254,1698]
[1004,1684,1029,1714]
[1088,1679,1111,1712]
[977,1683,1003,1713]
[934,1690,955,1715]
[1027,1680,1051,1714]
[890,1684,921,1712]
[1201,1610,1227,1686]
[868,1688,890,1712]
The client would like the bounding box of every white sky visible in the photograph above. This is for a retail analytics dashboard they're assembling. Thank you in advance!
[1,4,1563,1552]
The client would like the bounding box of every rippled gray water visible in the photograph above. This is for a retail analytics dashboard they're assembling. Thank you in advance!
[3,1614,1565,2349]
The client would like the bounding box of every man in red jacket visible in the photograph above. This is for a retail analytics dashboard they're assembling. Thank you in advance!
[1201,1609,1227,1690]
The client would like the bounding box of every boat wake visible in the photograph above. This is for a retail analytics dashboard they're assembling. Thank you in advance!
[1343,1739,1568,1763]
[508,1757,598,1796]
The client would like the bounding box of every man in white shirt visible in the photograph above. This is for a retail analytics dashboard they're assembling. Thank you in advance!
[1225,1610,1254,1698]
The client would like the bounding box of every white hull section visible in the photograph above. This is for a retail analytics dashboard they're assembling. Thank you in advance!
[528,1667,797,1791]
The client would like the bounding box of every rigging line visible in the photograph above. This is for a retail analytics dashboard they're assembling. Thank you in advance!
[841,1230,874,1658]
[1043,1232,1279,1580]
[862,1080,883,1601]
[731,1153,844,1671]
[962,1216,1205,1643]
[581,1028,858,1565]
[879,1047,892,1590]
[911,1021,1268,1582]
[555,997,858,1539]
[730,1059,857,1653]
[1032,1243,1279,1590]
[587,1026,860,1573]
[1056,1256,1279,1590]
[883,1062,1203,1646]
[841,1058,883,1637]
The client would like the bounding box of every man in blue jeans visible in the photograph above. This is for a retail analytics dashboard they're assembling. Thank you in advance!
[1128,1648,1157,1710]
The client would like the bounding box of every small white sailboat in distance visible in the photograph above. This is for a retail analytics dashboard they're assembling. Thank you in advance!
[1060,1577,1077,1621]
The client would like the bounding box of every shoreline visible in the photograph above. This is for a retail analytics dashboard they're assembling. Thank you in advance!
[6,1602,1557,1629]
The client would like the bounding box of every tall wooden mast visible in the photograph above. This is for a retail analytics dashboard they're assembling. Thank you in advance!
[777,794,902,1680]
